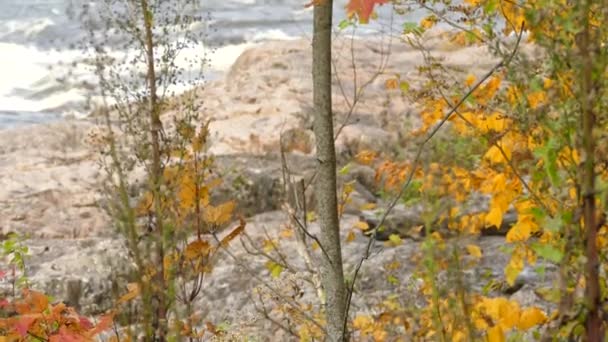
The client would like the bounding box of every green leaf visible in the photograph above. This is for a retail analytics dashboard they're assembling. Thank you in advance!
[530,76,543,92]
[544,216,564,233]
[338,19,352,30]
[267,261,284,278]
[530,207,546,220]
[402,22,423,35]
[339,163,351,175]
[399,81,410,92]
[483,0,498,13]
[388,234,402,245]
[306,211,316,222]
[531,242,563,263]
[386,274,399,285]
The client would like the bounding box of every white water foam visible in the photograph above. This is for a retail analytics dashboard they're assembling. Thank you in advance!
[0,40,254,117]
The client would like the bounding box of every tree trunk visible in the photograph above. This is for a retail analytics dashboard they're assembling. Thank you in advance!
[312,1,347,341]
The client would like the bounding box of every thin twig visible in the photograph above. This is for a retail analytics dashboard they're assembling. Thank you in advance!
[211,233,327,334]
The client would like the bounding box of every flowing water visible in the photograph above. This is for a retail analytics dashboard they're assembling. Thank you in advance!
[0,0,403,129]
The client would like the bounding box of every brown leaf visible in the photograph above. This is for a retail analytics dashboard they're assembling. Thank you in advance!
[220,218,246,248]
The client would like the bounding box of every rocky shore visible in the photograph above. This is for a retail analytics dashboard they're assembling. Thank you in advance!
[0,33,553,337]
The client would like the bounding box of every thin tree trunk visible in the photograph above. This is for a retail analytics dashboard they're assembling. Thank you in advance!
[140,0,167,339]
[312,1,347,340]
[579,0,601,339]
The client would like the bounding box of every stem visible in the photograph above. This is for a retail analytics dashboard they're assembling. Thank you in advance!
[139,0,167,339]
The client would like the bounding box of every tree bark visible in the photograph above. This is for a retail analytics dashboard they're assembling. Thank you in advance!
[312,1,347,341]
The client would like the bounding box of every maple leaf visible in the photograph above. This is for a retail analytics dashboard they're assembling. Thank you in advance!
[88,312,114,337]
[345,0,388,24]
[50,326,86,342]
[184,239,211,260]
[78,316,94,330]
[14,315,37,337]
[517,307,547,330]
[203,201,235,226]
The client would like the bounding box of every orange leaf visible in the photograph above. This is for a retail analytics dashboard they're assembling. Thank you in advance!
[118,283,140,304]
[220,219,246,248]
[185,239,211,260]
[15,289,48,314]
[355,150,377,165]
[353,220,370,231]
[345,0,388,24]
[203,201,236,225]
[385,78,399,90]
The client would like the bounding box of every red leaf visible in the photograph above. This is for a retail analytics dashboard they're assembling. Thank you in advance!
[50,326,86,342]
[79,316,94,330]
[15,315,37,337]
[345,0,388,24]
[89,312,114,336]
[0,298,9,309]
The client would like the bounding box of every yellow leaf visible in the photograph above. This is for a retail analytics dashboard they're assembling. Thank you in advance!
[486,325,505,342]
[484,145,510,165]
[118,283,140,304]
[355,150,377,165]
[265,261,284,278]
[372,328,388,341]
[506,217,536,242]
[465,74,476,87]
[353,220,370,231]
[203,201,235,225]
[263,239,278,253]
[420,15,437,29]
[279,227,294,239]
[163,253,177,281]
[517,307,547,330]
[387,234,402,246]
[136,192,154,216]
[452,330,467,342]
[466,244,482,258]
[485,207,503,228]
[346,230,356,242]
[352,315,373,331]
[505,253,524,286]
[206,178,223,189]
[527,91,547,109]
[185,239,211,260]
[359,202,377,210]
[343,181,356,195]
